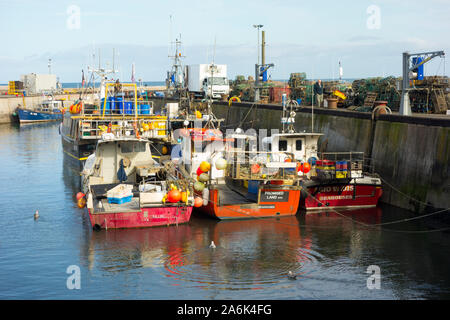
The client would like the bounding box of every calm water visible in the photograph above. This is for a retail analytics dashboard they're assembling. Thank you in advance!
[1,123,450,300]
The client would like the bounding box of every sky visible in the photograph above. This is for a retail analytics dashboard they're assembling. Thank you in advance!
[0,0,449,82]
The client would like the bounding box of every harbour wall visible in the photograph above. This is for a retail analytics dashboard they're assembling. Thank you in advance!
[0,94,82,124]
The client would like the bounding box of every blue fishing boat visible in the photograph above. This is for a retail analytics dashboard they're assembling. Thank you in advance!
[16,99,64,123]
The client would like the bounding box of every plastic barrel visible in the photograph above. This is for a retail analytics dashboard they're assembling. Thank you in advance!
[101,98,112,114]
[115,97,124,114]
[124,101,133,115]
[140,104,150,115]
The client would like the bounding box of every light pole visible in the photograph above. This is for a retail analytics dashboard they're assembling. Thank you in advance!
[253,24,263,65]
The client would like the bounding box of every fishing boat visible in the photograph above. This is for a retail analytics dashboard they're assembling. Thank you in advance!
[262,100,382,211]
[15,98,64,123]
[81,135,194,229]
[176,128,302,219]
[60,63,167,163]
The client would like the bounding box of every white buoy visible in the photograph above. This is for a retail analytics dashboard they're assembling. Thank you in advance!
[34,210,39,220]
[209,241,216,249]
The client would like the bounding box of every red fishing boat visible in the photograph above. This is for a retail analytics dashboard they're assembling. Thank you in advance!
[82,136,193,229]
[261,100,383,212]
[178,130,302,220]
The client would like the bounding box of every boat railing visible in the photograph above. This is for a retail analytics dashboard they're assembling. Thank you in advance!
[315,151,365,180]
[77,117,168,140]
[225,150,299,181]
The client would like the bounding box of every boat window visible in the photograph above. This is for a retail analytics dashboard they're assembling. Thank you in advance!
[121,143,133,153]
[279,140,287,151]
[133,142,146,153]
[296,139,302,151]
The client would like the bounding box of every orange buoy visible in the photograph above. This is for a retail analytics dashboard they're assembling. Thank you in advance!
[76,192,85,200]
[301,162,311,173]
[200,161,211,172]
[167,190,182,203]
[194,197,203,207]
[251,163,261,174]
[77,197,86,208]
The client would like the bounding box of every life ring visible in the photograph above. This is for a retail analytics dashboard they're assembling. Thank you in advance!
[228,96,241,106]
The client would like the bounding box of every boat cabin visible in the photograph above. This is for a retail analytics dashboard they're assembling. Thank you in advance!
[37,100,64,113]
[262,133,322,164]
[82,137,160,190]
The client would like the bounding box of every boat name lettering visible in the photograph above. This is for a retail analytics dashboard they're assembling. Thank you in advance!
[258,205,275,209]
[260,191,288,202]
[318,185,354,193]
[319,195,353,201]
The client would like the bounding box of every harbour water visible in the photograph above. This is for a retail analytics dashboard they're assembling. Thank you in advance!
[1,123,450,300]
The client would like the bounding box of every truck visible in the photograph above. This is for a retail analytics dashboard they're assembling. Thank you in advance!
[185,64,230,99]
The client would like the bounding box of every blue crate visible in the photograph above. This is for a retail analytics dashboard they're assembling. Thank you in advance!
[107,195,132,204]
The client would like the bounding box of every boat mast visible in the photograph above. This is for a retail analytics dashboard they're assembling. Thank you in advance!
[87,49,118,100]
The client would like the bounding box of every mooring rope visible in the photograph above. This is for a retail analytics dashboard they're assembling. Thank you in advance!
[194,183,450,234]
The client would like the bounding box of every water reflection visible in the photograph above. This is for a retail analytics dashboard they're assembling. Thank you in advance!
[2,122,450,299]
[82,216,323,291]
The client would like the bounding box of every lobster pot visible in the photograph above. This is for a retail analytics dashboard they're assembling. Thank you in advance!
[336,160,348,179]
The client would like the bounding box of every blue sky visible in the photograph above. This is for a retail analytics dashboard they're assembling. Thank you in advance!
[1,0,449,82]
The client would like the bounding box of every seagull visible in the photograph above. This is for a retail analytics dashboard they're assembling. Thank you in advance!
[288,271,297,280]
[209,241,216,249]
[34,210,39,220]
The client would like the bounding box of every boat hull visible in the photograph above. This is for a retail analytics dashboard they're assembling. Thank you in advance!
[88,206,193,229]
[17,108,62,123]
[197,186,301,220]
[301,180,382,211]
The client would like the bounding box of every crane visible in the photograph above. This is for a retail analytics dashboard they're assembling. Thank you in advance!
[399,50,445,116]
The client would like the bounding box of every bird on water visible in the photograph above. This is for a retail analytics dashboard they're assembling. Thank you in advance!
[34,210,39,220]
[209,241,216,249]
[288,271,297,280]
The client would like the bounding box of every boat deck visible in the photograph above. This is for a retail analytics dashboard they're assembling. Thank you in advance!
[217,184,257,206]
[91,183,136,199]
[94,198,141,214]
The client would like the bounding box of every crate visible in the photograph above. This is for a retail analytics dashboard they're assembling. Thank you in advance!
[107,184,133,204]
[108,194,132,204]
